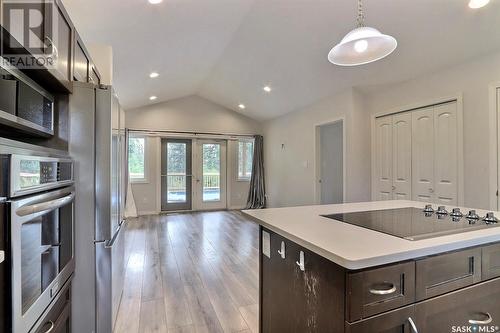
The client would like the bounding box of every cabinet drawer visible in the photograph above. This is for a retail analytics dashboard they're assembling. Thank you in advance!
[482,243,500,280]
[31,282,71,333]
[416,247,481,301]
[415,277,500,332]
[345,304,416,333]
[347,262,415,321]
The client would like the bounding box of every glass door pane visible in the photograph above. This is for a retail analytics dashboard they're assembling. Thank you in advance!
[161,139,192,211]
[202,144,221,202]
[167,142,187,203]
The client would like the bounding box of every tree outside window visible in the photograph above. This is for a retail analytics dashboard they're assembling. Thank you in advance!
[129,137,147,182]
[238,139,254,181]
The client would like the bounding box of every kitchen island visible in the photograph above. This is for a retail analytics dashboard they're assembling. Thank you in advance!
[243,200,500,333]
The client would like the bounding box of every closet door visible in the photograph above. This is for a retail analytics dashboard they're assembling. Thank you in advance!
[392,113,412,199]
[412,107,434,202]
[433,102,458,205]
[374,116,394,200]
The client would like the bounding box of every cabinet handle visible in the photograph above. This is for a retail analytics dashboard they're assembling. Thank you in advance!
[277,241,286,259]
[296,251,305,271]
[41,321,55,333]
[468,312,493,325]
[369,282,397,295]
[408,317,419,333]
[44,36,59,61]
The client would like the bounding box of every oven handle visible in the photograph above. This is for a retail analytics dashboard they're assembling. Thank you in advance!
[16,192,75,217]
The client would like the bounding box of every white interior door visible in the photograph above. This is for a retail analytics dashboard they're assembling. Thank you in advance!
[374,116,393,200]
[392,112,412,199]
[433,102,458,205]
[412,107,435,202]
[194,140,227,210]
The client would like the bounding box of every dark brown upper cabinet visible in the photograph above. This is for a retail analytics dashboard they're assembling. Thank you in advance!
[73,33,90,83]
[89,64,102,86]
[0,0,74,93]
[48,0,74,89]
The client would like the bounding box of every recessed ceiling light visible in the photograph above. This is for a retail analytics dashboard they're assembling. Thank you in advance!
[238,104,246,110]
[149,96,157,101]
[149,72,159,78]
[148,0,163,4]
[263,86,272,93]
[469,0,490,8]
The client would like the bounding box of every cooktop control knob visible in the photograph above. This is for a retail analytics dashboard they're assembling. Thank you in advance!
[483,212,498,224]
[450,208,463,218]
[466,210,480,220]
[423,204,434,213]
[436,206,448,215]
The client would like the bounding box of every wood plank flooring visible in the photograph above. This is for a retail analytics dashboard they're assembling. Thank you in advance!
[114,211,259,333]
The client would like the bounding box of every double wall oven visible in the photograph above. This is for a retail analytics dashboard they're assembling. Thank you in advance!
[0,150,74,333]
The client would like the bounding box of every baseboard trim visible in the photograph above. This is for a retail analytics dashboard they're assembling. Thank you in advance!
[137,210,158,216]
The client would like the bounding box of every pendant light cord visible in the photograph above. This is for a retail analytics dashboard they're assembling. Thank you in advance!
[357,0,365,27]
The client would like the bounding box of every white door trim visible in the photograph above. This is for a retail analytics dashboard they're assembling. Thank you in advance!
[313,117,346,205]
[489,82,500,210]
[371,93,464,205]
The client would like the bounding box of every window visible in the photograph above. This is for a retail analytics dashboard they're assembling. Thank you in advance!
[128,136,147,182]
[238,139,254,181]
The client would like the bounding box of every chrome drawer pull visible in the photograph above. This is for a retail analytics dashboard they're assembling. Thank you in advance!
[296,251,305,271]
[278,241,286,259]
[369,283,397,295]
[42,321,55,333]
[468,312,493,325]
[408,317,419,333]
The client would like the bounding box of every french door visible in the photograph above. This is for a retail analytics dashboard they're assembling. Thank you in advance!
[161,139,193,211]
[194,140,227,211]
[160,138,227,212]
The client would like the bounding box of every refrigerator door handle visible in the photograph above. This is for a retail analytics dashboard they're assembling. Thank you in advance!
[105,223,123,248]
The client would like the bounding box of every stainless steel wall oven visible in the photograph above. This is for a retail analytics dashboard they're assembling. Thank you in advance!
[0,151,74,333]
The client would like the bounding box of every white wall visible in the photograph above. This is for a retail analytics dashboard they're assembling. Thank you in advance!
[88,43,113,85]
[125,95,262,214]
[262,89,371,208]
[364,51,500,209]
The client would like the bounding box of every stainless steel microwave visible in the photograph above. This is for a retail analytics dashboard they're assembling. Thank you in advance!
[0,58,54,137]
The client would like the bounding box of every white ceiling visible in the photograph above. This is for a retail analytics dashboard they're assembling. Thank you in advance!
[63,0,500,121]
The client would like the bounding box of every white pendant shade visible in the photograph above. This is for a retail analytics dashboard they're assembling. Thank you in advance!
[328,26,397,66]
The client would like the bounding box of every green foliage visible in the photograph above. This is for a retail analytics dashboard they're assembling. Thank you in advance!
[129,137,145,178]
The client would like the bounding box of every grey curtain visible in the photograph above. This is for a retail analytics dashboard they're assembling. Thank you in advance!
[246,135,266,209]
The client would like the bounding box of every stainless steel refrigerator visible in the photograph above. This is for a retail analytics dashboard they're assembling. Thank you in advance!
[69,82,126,333]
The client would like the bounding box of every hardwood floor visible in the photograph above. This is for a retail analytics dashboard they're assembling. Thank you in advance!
[114,211,259,333]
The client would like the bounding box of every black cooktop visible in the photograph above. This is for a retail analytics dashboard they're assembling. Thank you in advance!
[322,208,500,241]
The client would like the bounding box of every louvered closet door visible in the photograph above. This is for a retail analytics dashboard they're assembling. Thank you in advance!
[433,102,458,205]
[412,107,435,202]
[392,113,412,199]
[375,116,394,200]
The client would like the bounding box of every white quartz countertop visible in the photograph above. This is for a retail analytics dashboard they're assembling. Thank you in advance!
[243,200,500,270]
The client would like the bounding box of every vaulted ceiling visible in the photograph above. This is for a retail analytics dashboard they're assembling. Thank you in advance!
[63,0,500,120]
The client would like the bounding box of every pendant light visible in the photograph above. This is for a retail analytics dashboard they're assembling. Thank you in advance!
[328,0,397,66]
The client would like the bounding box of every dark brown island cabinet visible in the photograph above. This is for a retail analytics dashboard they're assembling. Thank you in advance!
[260,227,500,333]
